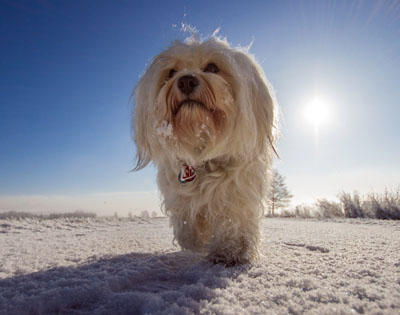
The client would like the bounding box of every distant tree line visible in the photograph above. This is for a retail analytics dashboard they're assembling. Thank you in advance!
[281,188,400,220]
[266,169,400,220]
[0,210,96,220]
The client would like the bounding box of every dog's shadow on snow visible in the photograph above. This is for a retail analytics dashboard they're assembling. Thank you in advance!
[1,251,250,314]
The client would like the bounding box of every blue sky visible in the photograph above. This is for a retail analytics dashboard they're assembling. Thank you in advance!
[1,0,400,215]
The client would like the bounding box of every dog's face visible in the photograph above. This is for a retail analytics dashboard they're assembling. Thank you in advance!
[134,38,275,168]
[153,43,235,152]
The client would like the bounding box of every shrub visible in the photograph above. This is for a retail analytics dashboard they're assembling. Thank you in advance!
[140,210,150,220]
[339,192,365,218]
[294,204,315,218]
[316,199,344,218]
[364,188,400,220]
[279,209,297,218]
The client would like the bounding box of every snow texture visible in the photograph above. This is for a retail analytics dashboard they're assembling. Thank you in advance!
[155,120,174,138]
[1,217,399,314]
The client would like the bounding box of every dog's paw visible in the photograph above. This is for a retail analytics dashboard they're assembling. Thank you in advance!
[208,253,250,267]
[207,245,256,267]
[206,234,259,266]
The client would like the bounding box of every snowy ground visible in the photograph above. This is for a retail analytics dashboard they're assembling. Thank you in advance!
[0,217,399,315]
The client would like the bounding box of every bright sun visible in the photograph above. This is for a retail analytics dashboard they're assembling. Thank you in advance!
[303,97,331,128]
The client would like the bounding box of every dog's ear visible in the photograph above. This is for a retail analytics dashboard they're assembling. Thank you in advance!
[233,50,277,157]
[132,82,151,170]
[132,59,160,171]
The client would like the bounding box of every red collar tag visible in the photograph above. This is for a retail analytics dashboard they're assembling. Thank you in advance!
[178,164,196,183]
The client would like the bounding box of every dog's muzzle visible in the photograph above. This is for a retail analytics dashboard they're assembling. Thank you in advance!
[173,99,208,116]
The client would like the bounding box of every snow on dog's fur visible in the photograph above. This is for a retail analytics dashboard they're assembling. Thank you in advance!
[133,37,278,265]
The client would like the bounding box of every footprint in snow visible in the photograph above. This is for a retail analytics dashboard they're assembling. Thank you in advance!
[283,242,330,253]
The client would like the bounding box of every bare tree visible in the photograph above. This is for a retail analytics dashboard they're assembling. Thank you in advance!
[268,169,293,216]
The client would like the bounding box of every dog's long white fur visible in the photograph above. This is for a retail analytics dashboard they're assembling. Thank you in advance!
[133,37,277,265]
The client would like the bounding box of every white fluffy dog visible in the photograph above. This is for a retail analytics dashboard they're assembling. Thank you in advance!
[133,37,277,266]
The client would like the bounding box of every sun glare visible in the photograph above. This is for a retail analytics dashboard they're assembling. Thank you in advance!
[304,97,330,128]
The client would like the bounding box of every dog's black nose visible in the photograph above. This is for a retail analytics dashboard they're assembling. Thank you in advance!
[177,75,199,95]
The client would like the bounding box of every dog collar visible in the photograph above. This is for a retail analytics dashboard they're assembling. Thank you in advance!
[178,164,196,183]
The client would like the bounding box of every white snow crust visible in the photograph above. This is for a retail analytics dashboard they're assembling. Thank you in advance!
[0,217,399,314]
[155,120,174,138]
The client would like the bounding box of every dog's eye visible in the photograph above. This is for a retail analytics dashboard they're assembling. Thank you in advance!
[204,63,219,73]
[168,69,177,78]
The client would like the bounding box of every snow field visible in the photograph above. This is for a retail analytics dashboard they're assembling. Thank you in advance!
[0,217,399,314]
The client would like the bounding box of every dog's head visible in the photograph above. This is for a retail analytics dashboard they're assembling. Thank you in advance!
[133,37,277,169]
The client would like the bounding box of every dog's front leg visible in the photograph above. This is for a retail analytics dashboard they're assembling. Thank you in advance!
[170,207,209,252]
[206,203,261,266]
